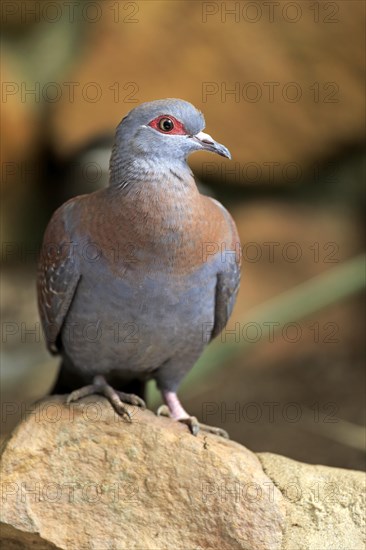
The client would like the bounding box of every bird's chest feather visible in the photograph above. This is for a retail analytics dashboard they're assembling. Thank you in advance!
[80,186,226,278]
[69,183,230,323]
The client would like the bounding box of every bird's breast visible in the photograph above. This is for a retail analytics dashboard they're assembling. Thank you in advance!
[78,186,232,277]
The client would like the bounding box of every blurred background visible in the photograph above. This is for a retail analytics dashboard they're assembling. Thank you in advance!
[1,1,365,470]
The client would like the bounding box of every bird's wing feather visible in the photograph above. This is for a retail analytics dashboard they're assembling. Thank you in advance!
[208,198,242,340]
[37,200,81,354]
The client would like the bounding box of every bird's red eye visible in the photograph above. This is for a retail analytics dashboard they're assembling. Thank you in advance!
[158,117,174,132]
[148,115,187,135]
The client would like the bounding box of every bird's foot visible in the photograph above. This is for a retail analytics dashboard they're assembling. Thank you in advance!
[66,375,146,421]
[157,405,229,438]
[179,416,229,439]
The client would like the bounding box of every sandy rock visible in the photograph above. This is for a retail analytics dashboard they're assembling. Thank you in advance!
[1,396,285,550]
[2,396,364,550]
[258,452,365,550]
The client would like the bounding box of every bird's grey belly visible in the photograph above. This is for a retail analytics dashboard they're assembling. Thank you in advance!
[61,263,217,382]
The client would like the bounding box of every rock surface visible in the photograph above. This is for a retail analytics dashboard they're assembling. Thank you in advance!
[1,396,285,550]
[0,396,364,550]
[258,452,366,550]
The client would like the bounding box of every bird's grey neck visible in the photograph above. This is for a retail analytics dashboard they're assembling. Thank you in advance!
[107,153,200,241]
[109,154,194,193]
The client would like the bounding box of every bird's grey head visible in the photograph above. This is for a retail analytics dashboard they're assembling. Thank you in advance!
[109,99,230,186]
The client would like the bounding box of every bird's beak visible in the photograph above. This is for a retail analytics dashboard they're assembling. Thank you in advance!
[192,131,231,159]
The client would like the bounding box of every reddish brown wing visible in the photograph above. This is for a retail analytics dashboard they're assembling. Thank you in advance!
[37,200,81,354]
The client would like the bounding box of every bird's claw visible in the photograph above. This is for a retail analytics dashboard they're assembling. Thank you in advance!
[157,405,229,438]
[179,416,229,438]
[156,404,170,417]
[116,391,146,409]
[178,415,200,436]
[66,376,145,422]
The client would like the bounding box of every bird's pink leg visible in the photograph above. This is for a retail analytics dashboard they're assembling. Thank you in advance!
[158,389,229,438]
[162,390,190,420]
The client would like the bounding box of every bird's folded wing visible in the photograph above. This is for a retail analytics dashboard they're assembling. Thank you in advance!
[209,198,242,340]
[37,201,81,354]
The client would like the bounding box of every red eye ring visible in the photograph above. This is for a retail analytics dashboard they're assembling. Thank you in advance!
[148,114,187,135]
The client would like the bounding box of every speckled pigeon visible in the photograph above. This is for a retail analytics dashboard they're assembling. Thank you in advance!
[37,99,241,437]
